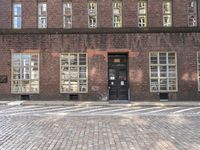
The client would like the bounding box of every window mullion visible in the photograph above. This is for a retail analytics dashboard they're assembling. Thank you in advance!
[78,54,80,93]
[20,54,22,93]
[29,54,31,93]
[158,53,160,91]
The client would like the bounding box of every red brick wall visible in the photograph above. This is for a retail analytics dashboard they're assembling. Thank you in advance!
[22,0,37,28]
[72,0,88,28]
[173,0,188,27]
[0,0,12,29]
[98,0,113,28]
[47,0,62,28]
[123,0,137,27]
[198,0,200,27]
[0,0,198,28]
[148,0,163,27]
[0,33,200,101]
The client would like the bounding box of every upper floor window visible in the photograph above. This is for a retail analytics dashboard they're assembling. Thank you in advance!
[113,1,122,28]
[138,1,147,27]
[13,3,22,29]
[163,1,172,27]
[88,1,97,28]
[63,2,72,29]
[150,52,177,92]
[188,0,197,27]
[38,2,47,28]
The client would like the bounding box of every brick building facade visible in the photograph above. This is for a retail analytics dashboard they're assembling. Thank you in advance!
[0,0,200,101]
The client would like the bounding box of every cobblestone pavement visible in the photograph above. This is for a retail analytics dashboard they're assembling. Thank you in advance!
[0,106,200,150]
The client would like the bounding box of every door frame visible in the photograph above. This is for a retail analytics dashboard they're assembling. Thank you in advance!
[108,53,129,101]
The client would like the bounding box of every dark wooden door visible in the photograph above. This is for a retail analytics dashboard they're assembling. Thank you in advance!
[108,54,128,100]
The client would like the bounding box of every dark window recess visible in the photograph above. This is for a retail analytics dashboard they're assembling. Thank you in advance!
[21,95,30,100]
[159,93,168,101]
[0,75,8,83]
[69,94,79,100]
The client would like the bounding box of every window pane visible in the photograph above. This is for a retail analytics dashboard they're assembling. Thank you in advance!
[70,67,78,78]
[151,79,159,91]
[163,15,171,26]
[163,2,171,14]
[159,53,167,64]
[13,17,21,29]
[168,66,176,77]
[79,67,87,78]
[13,54,21,66]
[168,53,175,64]
[13,4,21,16]
[160,79,167,90]
[188,1,196,14]
[13,67,21,79]
[64,16,72,28]
[31,67,39,79]
[31,55,39,66]
[21,55,30,67]
[70,54,78,65]
[30,80,39,93]
[79,80,87,92]
[21,80,30,92]
[39,17,47,28]
[138,16,147,27]
[12,80,21,93]
[160,66,167,77]
[61,67,69,79]
[38,3,47,15]
[22,67,30,79]
[151,66,158,77]
[150,53,158,64]
[63,3,72,15]
[138,1,146,14]
[79,54,86,65]
[61,55,69,66]
[168,78,176,90]
[61,80,70,92]
[188,15,197,27]
[70,80,78,92]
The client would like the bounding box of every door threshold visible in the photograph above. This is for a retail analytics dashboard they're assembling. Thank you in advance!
[109,100,130,104]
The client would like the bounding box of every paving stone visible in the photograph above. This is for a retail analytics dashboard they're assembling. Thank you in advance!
[0,106,200,149]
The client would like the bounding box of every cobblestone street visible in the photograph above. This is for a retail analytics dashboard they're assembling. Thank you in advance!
[0,105,200,150]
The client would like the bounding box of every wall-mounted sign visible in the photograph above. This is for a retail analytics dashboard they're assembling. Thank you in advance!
[0,75,8,83]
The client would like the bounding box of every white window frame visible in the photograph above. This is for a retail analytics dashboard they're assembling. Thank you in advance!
[113,1,122,28]
[149,52,178,92]
[11,53,40,94]
[138,1,147,27]
[60,53,88,93]
[38,2,47,29]
[13,3,22,29]
[63,2,72,29]
[188,0,197,27]
[88,1,97,28]
[198,51,200,91]
[163,0,172,27]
